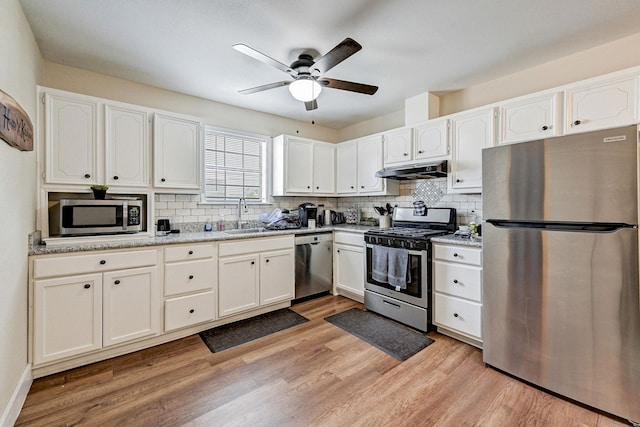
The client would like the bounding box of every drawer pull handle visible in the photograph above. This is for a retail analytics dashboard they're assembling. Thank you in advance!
[100,260,106,265]
[83,284,91,289]
[189,275,194,279]
[454,313,459,318]
[188,250,194,255]
[453,279,459,284]
[189,309,195,314]
[114,280,121,285]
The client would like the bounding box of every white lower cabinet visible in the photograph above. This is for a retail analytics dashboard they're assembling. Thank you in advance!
[218,236,294,317]
[432,243,483,348]
[334,232,365,302]
[32,249,161,365]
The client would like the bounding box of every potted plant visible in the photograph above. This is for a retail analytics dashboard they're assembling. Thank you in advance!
[90,184,109,199]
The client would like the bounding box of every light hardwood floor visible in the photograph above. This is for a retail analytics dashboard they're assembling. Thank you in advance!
[16,296,628,426]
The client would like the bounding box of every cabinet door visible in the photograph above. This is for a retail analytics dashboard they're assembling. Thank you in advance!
[312,142,335,194]
[284,137,314,193]
[449,108,496,193]
[218,254,260,317]
[44,93,99,185]
[335,244,364,297]
[103,266,159,347]
[33,273,102,364]
[413,119,449,160]
[154,113,201,190]
[383,128,413,165]
[260,249,294,305]
[105,104,150,187]
[357,135,384,193]
[336,141,357,194]
[499,93,562,145]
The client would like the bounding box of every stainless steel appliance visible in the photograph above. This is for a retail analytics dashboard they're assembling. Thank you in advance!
[294,233,333,300]
[49,198,143,236]
[482,125,640,423]
[375,160,447,180]
[364,207,456,331]
[297,202,317,228]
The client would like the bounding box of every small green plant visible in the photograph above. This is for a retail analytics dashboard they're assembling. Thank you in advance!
[90,185,109,191]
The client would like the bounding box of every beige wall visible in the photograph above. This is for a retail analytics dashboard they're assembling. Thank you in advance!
[439,32,640,115]
[0,0,41,422]
[42,62,339,143]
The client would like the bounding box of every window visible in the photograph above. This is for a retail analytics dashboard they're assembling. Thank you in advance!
[203,126,268,202]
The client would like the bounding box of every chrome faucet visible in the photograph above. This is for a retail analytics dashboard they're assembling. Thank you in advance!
[237,198,248,228]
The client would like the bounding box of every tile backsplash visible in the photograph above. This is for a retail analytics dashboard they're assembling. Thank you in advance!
[154,178,481,231]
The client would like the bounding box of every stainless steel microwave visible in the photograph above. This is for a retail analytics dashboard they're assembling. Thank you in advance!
[49,199,143,236]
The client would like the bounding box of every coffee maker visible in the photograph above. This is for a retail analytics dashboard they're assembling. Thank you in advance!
[297,203,317,227]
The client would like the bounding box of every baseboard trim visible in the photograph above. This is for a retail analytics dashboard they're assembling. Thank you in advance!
[0,364,32,427]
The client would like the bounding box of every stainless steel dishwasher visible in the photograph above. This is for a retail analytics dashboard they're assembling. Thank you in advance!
[294,233,333,301]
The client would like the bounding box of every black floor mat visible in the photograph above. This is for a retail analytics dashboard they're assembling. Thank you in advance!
[324,308,434,361]
[199,308,309,353]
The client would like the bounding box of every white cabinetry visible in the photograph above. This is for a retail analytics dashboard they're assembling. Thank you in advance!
[105,104,150,187]
[413,119,449,160]
[31,249,160,365]
[336,140,358,194]
[153,113,202,191]
[163,243,217,332]
[44,92,99,185]
[334,232,365,302]
[449,108,496,193]
[433,243,482,348]
[218,236,294,317]
[383,127,413,165]
[272,135,335,196]
[498,92,562,145]
[357,135,384,193]
[564,75,639,134]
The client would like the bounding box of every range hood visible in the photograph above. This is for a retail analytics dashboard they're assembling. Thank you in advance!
[375,160,447,180]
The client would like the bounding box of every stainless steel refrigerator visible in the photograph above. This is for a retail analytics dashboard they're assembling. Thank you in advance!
[482,125,640,423]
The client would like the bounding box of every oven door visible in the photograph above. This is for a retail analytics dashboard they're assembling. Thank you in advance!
[365,243,429,308]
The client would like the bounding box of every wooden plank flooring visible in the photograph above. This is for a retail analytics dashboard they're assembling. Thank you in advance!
[16,296,628,426]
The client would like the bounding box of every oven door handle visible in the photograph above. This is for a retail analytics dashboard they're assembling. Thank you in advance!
[365,244,423,256]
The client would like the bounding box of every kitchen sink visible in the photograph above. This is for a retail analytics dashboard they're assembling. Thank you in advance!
[224,228,266,235]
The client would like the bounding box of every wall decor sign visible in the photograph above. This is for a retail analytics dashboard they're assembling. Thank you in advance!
[0,88,33,151]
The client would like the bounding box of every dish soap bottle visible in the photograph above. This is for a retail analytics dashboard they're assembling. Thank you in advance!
[468,210,478,237]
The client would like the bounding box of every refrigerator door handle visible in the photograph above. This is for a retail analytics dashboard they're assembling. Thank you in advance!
[486,219,636,233]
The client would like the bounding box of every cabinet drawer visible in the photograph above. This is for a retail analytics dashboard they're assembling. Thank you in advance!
[164,243,216,262]
[433,244,481,266]
[334,232,364,246]
[219,236,293,257]
[165,259,216,296]
[33,249,158,279]
[434,261,482,302]
[165,291,215,332]
[434,293,482,340]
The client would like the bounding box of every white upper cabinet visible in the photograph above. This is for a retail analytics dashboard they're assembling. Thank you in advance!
[449,107,496,193]
[564,75,638,134]
[105,104,150,187]
[44,92,99,185]
[357,135,385,193]
[284,137,313,193]
[413,118,449,160]
[383,128,413,165]
[312,142,336,194]
[336,140,357,194]
[153,113,202,191]
[498,92,562,145]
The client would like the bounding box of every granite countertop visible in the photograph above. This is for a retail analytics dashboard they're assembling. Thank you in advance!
[29,224,374,256]
[431,234,483,248]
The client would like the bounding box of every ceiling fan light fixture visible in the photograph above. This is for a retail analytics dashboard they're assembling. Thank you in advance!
[288,77,322,102]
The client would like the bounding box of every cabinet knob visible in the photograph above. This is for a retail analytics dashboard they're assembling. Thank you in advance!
[189,309,195,314]
[454,313,459,318]
[189,275,194,279]
[573,120,581,126]
[541,125,549,131]
[453,279,459,284]
[418,150,424,154]
[113,175,119,180]
[84,173,91,179]
[350,186,354,189]
[307,186,311,189]
[361,185,364,189]
[453,253,459,257]
[114,280,121,285]
[161,178,166,182]
[265,259,270,263]
[188,250,194,255]
[83,284,91,289]
[456,179,461,183]
[337,249,340,253]
[100,260,106,265]
[251,261,255,265]
[316,186,320,190]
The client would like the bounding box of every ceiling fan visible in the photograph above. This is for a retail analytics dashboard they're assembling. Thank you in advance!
[233,38,378,111]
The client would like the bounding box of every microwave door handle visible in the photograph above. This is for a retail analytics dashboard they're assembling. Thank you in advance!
[122,202,128,230]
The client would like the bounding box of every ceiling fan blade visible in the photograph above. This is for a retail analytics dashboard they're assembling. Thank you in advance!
[233,44,293,75]
[312,38,362,74]
[238,81,291,95]
[305,100,318,111]
[318,78,378,95]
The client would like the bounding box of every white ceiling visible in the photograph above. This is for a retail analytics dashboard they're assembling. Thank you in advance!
[19,0,640,129]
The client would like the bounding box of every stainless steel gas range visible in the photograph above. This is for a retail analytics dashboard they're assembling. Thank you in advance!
[364,207,457,331]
